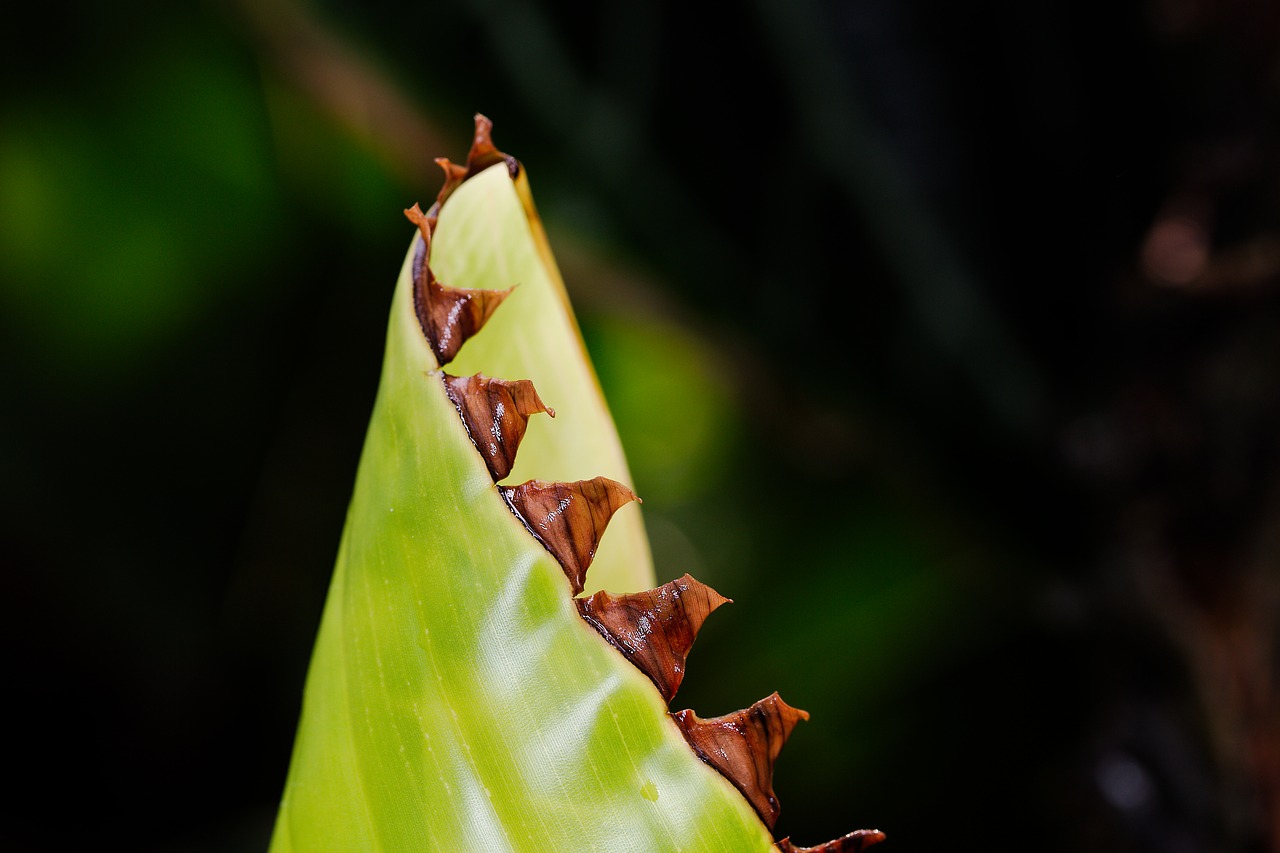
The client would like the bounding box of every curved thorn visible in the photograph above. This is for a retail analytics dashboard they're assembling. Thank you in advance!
[427,115,521,222]
[670,693,809,830]
[443,374,554,481]
[409,258,513,366]
[405,203,513,365]
[404,203,436,311]
[404,202,433,242]
[468,113,520,179]
[501,477,640,594]
[775,830,887,853]
[576,574,730,703]
[419,279,513,366]
[434,157,468,204]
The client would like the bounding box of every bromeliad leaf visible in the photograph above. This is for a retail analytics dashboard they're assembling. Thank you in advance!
[270,119,776,852]
[270,116,882,852]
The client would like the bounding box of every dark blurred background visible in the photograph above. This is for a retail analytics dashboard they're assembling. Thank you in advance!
[3,0,1279,850]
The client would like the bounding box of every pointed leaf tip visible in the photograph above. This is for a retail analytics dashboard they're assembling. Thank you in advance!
[501,477,640,594]
[576,574,730,703]
[671,693,809,829]
[443,374,554,481]
[776,830,887,852]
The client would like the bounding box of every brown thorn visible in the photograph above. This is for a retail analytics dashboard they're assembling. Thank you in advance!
[501,477,640,594]
[403,202,433,242]
[576,574,730,703]
[442,374,554,481]
[404,202,436,320]
[402,118,524,366]
[434,157,469,208]
[427,115,521,219]
[406,179,515,366]
[413,274,513,367]
[467,113,519,179]
[670,693,809,830]
[776,830,887,853]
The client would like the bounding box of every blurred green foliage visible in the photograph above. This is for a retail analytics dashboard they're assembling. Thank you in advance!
[1,26,278,375]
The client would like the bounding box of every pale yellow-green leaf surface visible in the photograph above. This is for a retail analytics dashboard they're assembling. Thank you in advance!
[269,163,775,851]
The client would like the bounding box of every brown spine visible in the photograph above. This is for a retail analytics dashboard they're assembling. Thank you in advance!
[500,477,640,594]
[403,203,513,366]
[576,574,729,703]
[442,374,555,481]
[670,693,809,830]
[425,114,520,224]
[429,157,469,226]
[775,830,887,852]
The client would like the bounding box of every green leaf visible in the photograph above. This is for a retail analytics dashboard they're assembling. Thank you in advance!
[270,159,775,851]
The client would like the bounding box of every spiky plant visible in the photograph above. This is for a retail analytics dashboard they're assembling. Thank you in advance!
[270,115,883,853]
